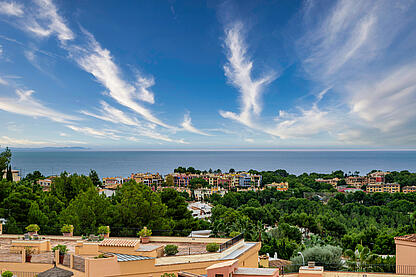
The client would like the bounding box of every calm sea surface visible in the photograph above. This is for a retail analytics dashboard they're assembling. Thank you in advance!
[10,151,416,178]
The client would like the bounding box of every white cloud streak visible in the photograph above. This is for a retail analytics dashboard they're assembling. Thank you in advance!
[66,125,121,140]
[0,89,78,123]
[296,0,416,144]
[0,1,23,16]
[81,101,187,143]
[80,101,141,127]
[70,30,170,128]
[220,22,277,127]
[25,0,74,42]
[181,112,211,136]
[0,136,86,147]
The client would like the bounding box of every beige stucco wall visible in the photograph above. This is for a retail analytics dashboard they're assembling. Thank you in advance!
[11,240,51,253]
[88,241,260,277]
[0,263,85,277]
[395,239,416,274]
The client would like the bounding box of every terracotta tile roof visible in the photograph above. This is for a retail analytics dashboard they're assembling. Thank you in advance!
[395,234,416,242]
[99,238,139,247]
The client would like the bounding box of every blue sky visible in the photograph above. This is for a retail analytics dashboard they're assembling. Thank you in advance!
[0,0,415,149]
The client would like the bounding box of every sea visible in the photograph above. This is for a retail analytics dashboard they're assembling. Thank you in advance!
[9,150,416,178]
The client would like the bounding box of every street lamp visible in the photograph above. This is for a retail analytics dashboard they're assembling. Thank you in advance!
[298,251,305,265]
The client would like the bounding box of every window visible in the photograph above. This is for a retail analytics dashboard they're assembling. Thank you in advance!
[215,274,224,277]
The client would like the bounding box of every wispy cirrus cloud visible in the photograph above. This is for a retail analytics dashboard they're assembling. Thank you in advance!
[220,22,277,128]
[66,125,121,140]
[25,0,74,42]
[0,1,23,16]
[181,112,211,136]
[296,0,416,144]
[220,21,334,140]
[80,101,141,127]
[69,30,170,128]
[0,89,78,123]
[0,136,86,147]
[81,101,187,143]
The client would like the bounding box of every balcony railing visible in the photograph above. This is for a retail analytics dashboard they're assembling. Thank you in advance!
[279,263,401,275]
[219,233,243,252]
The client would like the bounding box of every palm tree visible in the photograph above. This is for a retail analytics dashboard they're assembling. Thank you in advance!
[344,244,379,272]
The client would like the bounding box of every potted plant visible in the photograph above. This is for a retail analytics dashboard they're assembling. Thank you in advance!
[97,226,110,238]
[138,227,152,244]
[61,224,74,237]
[25,247,35,262]
[25,224,40,236]
[1,271,13,277]
[52,244,68,264]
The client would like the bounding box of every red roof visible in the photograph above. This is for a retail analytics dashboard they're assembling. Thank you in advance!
[395,234,416,242]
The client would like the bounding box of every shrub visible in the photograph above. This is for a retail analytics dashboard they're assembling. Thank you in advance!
[94,254,107,259]
[206,243,219,252]
[164,244,178,256]
[229,231,241,238]
[161,273,175,277]
[26,224,40,232]
[1,271,13,277]
[291,245,343,270]
[52,244,68,255]
[138,227,152,237]
[97,225,110,234]
[61,224,74,233]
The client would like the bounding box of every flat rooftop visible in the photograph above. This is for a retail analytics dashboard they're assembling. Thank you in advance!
[0,235,232,256]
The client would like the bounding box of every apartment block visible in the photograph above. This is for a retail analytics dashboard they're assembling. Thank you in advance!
[265,182,289,191]
[315,178,339,187]
[366,183,400,193]
[345,176,367,188]
[102,177,125,187]
[130,173,164,186]
[402,186,416,193]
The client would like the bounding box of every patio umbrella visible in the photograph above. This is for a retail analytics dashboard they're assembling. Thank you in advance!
[37,264,74,277]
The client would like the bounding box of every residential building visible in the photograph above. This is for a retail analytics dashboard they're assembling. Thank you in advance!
[166,173,200,187]
[366,183,400,193]
[395,233,416,274]
[0,230,260,277]
[345,176,367,188]
[99,188,116,197]
[130,173,164,186]
[237,187,264,192]
[265,182,289,191]
[37,179,53,191]
[315,178,339,187]
[102,177,124,187]
[194,187,227,200]
[188,202,213,220]
[2,169,21,182]
[402,186,416,193]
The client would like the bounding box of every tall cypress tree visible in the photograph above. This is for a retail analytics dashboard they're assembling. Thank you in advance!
[6,165,13,182]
